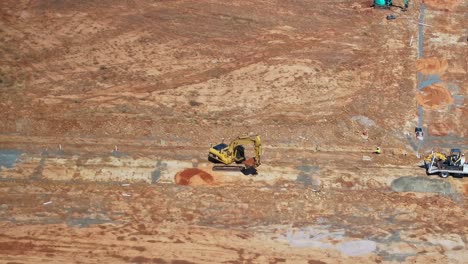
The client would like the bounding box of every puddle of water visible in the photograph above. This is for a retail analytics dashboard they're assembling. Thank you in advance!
[111,150,127,158]
[378,251,417,262]
[278,226,376,256]
[418,74,441,90]
[336,240,377,257]
[351,116,376,127]
[391,176,456,196]
[296,165,319,173]
[296,174,321,188]
[0,149,23,168]
[447,83,460,93]
[66,217,114,228]
[453,95,464,106]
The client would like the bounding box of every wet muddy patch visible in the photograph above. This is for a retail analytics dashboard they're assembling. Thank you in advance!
[66,217,115,228]
[296,165,321,190]
[277,225,377,256]
[0,149,22,169]
[391,176,457,197]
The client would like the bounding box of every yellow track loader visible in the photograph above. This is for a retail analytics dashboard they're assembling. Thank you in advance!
[208,135,261,172]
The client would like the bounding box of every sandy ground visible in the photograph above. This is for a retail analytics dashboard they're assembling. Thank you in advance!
[0,166,467,263]
[0,0,467,263]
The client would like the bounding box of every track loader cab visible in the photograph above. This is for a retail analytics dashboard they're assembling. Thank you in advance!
[448,148,461,166]
[208,143,228,164]
[208,143,246,164]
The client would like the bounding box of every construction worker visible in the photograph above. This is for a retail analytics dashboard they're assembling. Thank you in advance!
[454,154,465,167]
[375,147,382,154]
[450,153,460,166]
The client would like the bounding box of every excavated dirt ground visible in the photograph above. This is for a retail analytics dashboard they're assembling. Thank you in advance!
[416,84,454,110]
[0,0,467,263]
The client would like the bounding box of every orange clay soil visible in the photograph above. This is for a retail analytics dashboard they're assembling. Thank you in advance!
[416,84,454,110]
[416,57,448,76]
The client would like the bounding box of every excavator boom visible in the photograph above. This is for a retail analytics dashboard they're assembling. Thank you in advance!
[227,135,261,166]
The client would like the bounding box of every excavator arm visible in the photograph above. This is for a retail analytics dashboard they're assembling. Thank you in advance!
[424,152,447,164]
[227,135,261,167]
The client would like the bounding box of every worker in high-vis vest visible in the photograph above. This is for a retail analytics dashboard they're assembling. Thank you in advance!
[375,147,382,154]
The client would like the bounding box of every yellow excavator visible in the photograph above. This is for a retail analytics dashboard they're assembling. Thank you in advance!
[208,135,261,173]
[424,151,447,164]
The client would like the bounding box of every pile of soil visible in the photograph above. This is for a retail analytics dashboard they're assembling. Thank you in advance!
[174,168,215,186]
[416,57,448,76]
[416,84,453,110]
